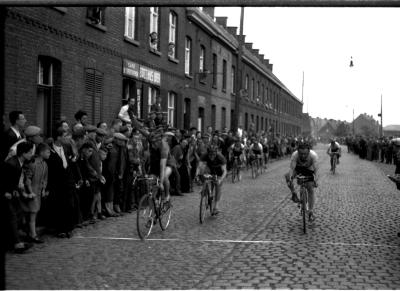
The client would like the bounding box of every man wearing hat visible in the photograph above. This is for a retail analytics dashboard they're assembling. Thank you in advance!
[112,132,129,214]
[5,125,43,161]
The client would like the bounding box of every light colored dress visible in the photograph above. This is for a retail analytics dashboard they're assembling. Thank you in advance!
[20,157,48,213]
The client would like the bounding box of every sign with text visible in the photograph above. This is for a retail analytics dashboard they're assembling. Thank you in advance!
[123,59,161,86]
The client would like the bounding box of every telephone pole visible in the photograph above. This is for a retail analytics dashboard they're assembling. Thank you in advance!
[233,7,244,131]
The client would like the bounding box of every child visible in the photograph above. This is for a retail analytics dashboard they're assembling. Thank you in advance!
[21,143,50,243]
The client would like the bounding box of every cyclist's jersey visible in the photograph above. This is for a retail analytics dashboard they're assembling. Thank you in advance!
[149,140,174,176]
[290,150,318,177]
[250,143,263,155]
[200,153,226,177]
[230,143,244,157]
[327,142,341,154]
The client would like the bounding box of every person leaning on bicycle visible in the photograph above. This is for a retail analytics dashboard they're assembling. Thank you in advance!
[285,142,319,222]
[196,145,227,215]
[327,138,342,171]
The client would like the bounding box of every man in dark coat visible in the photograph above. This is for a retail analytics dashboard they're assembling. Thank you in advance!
[1,111,26,161]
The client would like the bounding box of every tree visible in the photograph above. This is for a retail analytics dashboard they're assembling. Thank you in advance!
[335,121,350,137]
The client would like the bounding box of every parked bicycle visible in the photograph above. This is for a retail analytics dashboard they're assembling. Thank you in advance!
[136,175,172,240]
[295,174,314,234]
[199,174,218,224]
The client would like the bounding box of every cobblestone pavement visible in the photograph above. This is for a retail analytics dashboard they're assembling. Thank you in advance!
[6,144,400,289]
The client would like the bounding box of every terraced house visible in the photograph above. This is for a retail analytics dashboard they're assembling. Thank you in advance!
[0,6,304,135]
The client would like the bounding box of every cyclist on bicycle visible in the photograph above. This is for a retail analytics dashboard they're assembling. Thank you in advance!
[327,138,342,171]
[148,128,175,203]
[196,145,227,215]
[249,136,263,167]
[229,137,245,180]
[285,142,319,221]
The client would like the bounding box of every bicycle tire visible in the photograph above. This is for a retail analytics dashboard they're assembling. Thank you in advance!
[231,161,236,183]
[159,199,172,230]
[199,185,209,224]
[251,160,257,179]
[301,188,307,234]
[137,194,155,240]
[332,156,336,175]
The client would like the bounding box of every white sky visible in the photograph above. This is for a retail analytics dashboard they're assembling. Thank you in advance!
[215,7,400,127]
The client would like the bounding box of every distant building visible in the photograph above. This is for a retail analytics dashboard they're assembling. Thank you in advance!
[318,122,336,142]
[352,113,379,136]
[383,125,400,137]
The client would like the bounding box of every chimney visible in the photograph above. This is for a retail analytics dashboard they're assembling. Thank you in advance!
[263,59,270,66]
[251,49,259,56]
[244,42,253,50]
[259,54,264,61]
[226,26,237,36]
[202,7,215,19]
[215,16,227,28]
[268,64,273,71]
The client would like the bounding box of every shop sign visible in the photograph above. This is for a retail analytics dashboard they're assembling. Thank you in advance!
[123,59,161,86]
[123,59,139,79]
[140,65,161,86]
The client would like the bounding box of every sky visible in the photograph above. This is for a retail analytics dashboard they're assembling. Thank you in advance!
[214,7,400,127]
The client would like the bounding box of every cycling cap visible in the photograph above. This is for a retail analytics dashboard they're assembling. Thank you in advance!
[297,141,311,150]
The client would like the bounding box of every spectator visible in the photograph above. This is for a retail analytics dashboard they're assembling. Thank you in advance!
[74,110,88,130]
[118,97,136,125]
[20,143,50,244]
[5,126,43,161]
[1,141,34,253]
[2,111,27,160]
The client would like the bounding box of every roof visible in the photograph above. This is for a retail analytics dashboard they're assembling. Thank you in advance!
[383,124,400,131]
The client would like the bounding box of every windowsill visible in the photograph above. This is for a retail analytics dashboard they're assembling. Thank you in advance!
[185,74,193,80]
[199,80,206,85]
[86,20,107,32]
[168,56,179,64]
[52,7,67,14]
[231,92,236,97]
[37,83,53,88]
[149,48,162,56]
[222,88,227,93]
[124,37,140,47]
[212,84,217,89]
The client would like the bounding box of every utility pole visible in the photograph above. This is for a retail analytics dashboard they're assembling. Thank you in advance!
[378,94,383,137]
[233,7,244,132]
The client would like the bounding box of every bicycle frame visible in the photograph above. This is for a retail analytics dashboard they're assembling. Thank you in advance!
[296,175,314,234]
[199,174,218,223]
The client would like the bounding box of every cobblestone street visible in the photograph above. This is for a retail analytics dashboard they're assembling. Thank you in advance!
[6,144,400,289]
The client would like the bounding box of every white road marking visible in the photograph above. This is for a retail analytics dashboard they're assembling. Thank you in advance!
[73,235,398,248]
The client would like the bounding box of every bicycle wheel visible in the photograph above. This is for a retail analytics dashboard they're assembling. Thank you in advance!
[137,194,155,240]
[159,190,172,230]
[251,160,256,179]
[199,185,209,223]
[332,156,336,174]
[300,188,307,234]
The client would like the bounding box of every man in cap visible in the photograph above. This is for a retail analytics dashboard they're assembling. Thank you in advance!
[5,125,43,161]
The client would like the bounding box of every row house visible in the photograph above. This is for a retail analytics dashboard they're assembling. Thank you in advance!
[0,6,303,136]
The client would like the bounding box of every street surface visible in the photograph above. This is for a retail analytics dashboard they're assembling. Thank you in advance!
[6,144,400,289]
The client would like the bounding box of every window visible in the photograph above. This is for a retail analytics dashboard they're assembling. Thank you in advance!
[185,37,192,75]
[168,11,177,58]
[257,81,260,101]
[231,66,235,93]
[245,74,249,91]
[38,59,53,86]
[199,45,205,73]
[87,7,105,26]
[148,86,159,113]
[251,78,254,100]
[212,53,217,87]
[123,78,137,115]
[184,98,191,130]
[37,56,61,136]
[221,107,226,129]
[222,59,227,91]
[262,84,265,103]
[149,7,159,50]
[85,68,103,124]
[167,92,176,127]
[125,7,136,40]
[198,107,204,132]
[245,112,248,131]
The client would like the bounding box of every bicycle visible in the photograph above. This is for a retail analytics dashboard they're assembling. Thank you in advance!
[136,175,172,240]
[295,174,315,234]
[231,156,241,183]
[330,152,339,174]
[250,155,261,179]
[199,174,218,224]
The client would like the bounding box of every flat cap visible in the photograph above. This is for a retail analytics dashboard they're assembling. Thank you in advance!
[96,128,108,136]
[113,132,129,141]
[85,125,97,132]
[24,125,41,137]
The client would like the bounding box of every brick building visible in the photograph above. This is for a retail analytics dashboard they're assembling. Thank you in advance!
[0,6,304,136]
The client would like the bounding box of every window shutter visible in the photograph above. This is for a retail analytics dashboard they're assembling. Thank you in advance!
[85,68,103,124]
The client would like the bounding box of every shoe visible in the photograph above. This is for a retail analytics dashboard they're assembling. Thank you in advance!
[14,242,33,253]
[97,214,106,220]
[212,207,220,216]
[56,232,68,238]
[291,192,300,203]
[113,205,121,214]
[309,212,315,222]
[28,236,44,244]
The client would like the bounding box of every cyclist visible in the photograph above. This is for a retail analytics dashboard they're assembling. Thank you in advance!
[229,137,245,181]
[261,136,269,169]
[327,139,342,171]
[148,128,174,203]
[196,145,227,215]
[285,142,319,221]
[249,136,263,171]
